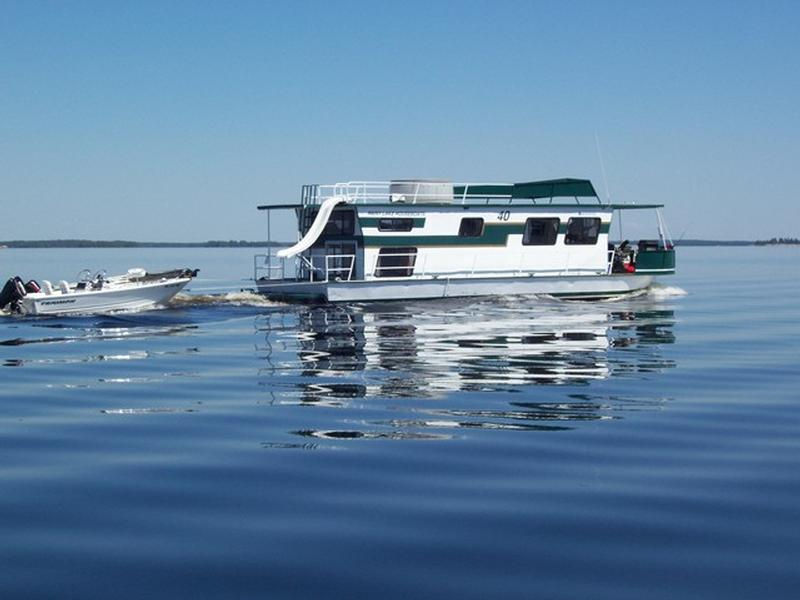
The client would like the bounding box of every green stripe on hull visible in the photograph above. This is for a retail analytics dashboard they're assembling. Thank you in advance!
[363,222,610,247]
[363,223,521,247]
[359,217,426,228]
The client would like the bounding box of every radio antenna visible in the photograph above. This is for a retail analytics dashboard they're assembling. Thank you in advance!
[594,131,611,203]
[595,132,619,240]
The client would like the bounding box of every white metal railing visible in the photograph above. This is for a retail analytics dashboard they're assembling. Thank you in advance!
[254,253,287,281]
[324,254,355,282]
[301,181,515,207]
[257,248,617,284]
[254,253,355,283]
[369,251,418,278]
[364,249,609,280]
[364,265,609,280]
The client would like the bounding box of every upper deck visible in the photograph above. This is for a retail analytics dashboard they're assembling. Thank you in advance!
[258,178,664,211]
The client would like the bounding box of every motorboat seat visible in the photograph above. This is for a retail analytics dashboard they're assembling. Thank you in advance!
[59,280,70,294]
[41,280,54,295]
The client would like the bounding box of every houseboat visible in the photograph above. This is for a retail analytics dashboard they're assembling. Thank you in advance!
[253,178,675,302]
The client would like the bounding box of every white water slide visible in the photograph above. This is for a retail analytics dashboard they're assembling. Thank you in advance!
[277,196,349,259]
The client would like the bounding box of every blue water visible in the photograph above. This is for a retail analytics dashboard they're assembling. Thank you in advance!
[1,247,799,599]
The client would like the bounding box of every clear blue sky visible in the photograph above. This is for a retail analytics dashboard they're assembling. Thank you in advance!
[2,0,798,241]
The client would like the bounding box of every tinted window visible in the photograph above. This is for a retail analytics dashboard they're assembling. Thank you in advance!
[458,218,484,237]
[324,210,355,236]
[523,218,559,245]
[375,247,417,278]
[378,218,414,232]
[565,217,601,245]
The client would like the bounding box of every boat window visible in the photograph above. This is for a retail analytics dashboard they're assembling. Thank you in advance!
[375,247,417,278]
[378,218,414,232]
[324,210,355,236]
[458,218,484,237]
[565,217,601,245]
[522,218,559,245]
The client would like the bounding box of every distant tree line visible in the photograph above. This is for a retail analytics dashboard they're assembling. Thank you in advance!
[0,240,288,248]
[675,239,753,246]
[754,237,800,246]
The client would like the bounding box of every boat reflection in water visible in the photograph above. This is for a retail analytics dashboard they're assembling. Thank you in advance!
[255,296,677,439]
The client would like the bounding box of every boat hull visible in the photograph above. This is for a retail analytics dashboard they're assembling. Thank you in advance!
[21,279,191,315]
[255,273,654,303]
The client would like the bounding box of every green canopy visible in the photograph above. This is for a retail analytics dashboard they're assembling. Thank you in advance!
[512,178,598,200]
[453,184,513,197]
[454,178,599,201]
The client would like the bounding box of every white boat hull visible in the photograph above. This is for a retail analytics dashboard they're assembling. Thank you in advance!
[256,273,654,303]
[21,278,191,315]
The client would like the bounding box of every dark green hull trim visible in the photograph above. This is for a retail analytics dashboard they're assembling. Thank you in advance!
[359,217,426,229]
[363,222,611,248]
[636,249,676,271]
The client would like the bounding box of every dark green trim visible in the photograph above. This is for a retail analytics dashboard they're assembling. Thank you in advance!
[635,249,676,271]
[363,221,611,247]
[452,179,600,201]
[453,184,513,197]
[257,203,303,210]
[364,223,518,247]
[363,236,504,247]
[513,178,598,200]
[359,217,426,229]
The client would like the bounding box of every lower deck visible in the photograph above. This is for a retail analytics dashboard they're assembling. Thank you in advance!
[255,271,654,303]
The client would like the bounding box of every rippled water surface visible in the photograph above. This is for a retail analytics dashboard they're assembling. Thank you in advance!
[1,247,799,599]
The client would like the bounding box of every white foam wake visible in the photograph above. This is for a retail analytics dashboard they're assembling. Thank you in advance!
[171,290,282,307]
[647,284,688,300]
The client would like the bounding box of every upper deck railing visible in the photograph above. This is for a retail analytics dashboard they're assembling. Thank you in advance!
[300,179,605,207]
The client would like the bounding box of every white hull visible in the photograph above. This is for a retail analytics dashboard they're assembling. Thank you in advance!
[256,273,654,303]
[21,278,191,315]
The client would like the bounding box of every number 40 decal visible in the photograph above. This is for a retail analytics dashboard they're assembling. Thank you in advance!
[497,210,510,221]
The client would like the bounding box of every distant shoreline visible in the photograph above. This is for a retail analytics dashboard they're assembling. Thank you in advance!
[0,239,796,249]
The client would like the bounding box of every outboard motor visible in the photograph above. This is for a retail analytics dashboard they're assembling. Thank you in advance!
[0,276,27,312]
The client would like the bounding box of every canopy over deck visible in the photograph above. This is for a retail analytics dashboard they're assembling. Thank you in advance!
[452,178,598,201]
[512,178,598,199]
[257,178,662,210]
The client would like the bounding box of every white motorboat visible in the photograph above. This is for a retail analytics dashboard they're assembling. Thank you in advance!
[0,267,198,316]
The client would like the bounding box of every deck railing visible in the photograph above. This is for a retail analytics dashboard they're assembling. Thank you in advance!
[324,254,356,282]
[256,252,614,284]
[256,250,619,284]
[255,253,356,283]
[301,181,515,206]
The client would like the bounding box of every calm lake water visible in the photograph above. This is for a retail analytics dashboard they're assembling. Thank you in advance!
[1,247,799,599]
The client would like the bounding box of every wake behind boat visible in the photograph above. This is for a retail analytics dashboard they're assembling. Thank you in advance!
[0,267,199,316]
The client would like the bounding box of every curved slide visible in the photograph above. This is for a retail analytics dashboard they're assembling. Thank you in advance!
[277,195,349,258]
